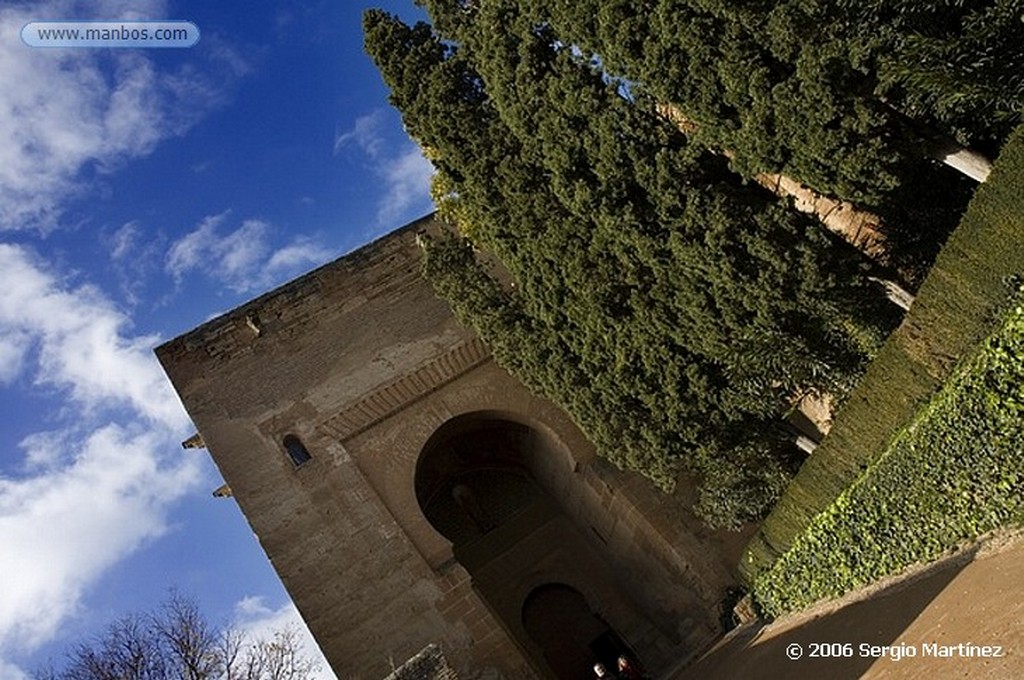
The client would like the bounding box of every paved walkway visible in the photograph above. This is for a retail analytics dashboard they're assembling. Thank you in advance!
[674,532,1024,679]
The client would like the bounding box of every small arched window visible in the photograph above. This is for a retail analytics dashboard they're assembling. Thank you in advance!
[282,434,312,467]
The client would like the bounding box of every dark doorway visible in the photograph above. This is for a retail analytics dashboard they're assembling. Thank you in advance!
[522,584,630,680]
[416,418,542,548]
[416,415,642,678]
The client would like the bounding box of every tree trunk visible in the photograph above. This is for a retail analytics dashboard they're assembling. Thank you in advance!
[754,171,888,260]
[656,103,916,310]
[922,137,993,182]
[884,104,994,182]
[656,104,888,260]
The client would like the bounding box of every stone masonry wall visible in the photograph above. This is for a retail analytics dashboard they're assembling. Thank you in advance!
[156,215,741,679]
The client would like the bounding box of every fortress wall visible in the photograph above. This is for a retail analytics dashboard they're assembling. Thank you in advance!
[157,215,739,678]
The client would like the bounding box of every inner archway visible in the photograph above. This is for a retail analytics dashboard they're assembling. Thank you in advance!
[522,584,631,680]
[415,413,646,679]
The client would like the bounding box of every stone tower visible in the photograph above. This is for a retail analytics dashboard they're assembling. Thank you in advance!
[156,215,744,679]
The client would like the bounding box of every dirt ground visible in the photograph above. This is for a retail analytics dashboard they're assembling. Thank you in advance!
[674,530,1024,679]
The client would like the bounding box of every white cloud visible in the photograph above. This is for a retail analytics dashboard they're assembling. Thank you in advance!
[0,329,31,384]
[378,147,435,226]
[166,213,333,294]
[0,245,187,427]
[166,212,228,278]
[221,222,272,279]
[335,110,435,227]
[0,0,241,231]
[109,221,139,261]
[166,212,267,290]
[18,430,69,472]
[167,214,271,287]
[0,243,200,661]
[78,0,169,20]
[264,238,332,276]
[101,220,170,308]
[233,597,337,680]
[334,110,387,158]
[0,659,29,680]
[1,425,198,651]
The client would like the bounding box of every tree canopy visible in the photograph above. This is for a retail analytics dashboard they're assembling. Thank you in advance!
[444,0,1022,205]
[365,4,899,527]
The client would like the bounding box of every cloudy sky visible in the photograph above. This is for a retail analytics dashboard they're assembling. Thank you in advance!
[0,1,432,676]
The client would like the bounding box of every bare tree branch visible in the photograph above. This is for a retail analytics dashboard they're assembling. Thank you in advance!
[36,593,321,680]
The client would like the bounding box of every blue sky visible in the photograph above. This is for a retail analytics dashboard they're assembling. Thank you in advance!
[0,1,433,676]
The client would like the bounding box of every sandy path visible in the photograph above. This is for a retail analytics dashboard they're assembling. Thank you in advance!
[674,531,1024,679]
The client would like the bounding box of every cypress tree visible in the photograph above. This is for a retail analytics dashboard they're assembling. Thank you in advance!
[421,0,893,400]
[474,0,903,204]
[479,0,1019,203]
[364,8,896,528]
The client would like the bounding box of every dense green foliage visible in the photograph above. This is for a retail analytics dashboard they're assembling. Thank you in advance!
[742,123,1024,581]
[365,5,896,527]
[753,292,1024,617]
[852,0,1024,151]
[478,0,1022,204]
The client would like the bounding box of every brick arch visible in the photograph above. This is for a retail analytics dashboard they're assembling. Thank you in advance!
[413,412,568,547]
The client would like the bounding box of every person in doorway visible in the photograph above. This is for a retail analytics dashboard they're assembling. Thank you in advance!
[592,662,619,679]
[616,655,645,680]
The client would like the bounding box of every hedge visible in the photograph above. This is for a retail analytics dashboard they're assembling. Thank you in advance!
[740,123,1024,583]
[753,294,1024,617]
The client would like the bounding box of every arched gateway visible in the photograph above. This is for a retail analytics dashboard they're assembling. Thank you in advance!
[415,414,642,678]
[156,216,741,679]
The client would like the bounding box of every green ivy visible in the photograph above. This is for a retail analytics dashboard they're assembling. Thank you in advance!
[753,294,1024,617]
[743,122,1024,582]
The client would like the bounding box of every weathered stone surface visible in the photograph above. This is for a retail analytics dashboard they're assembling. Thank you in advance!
[384,644,459,680]
[156,215,744,679]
